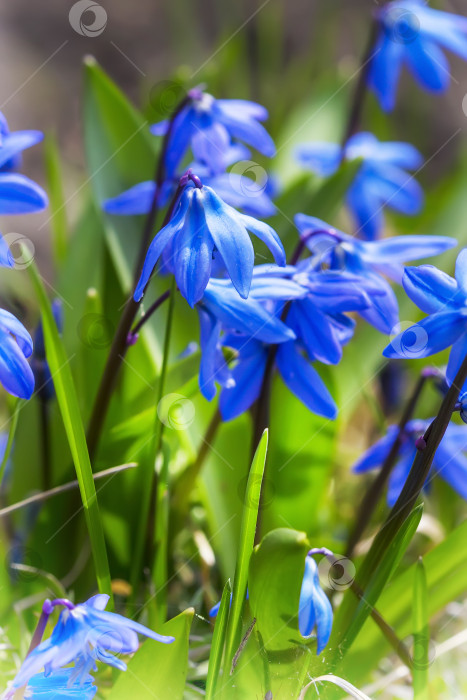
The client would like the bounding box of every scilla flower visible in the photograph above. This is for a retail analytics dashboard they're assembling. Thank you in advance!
[368,1,467,112]
[299,555,333,654]
[296,132,423,240]
[0,309,34,399]
[353,419,467,506]
[7,595,174,695]
[383,249,467,385]
[151,89,275,176]
[134,175,285,307]
[23,669,97,699]
[0,111,48,214]
[294,214,456,334]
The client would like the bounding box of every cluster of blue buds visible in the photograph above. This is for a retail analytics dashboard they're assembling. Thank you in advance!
[0,111,48,400]
[5,595,174,698]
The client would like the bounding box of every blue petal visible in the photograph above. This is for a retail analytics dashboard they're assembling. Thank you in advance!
[173,192,213,307]
[353,426,400,474]
[0,309,33,356]
[366,142,423,169]
[219,343,267,420]
[435,440,467,501]
[295,142,341,177]
[368,164,424,216]
[217,110,276,157]
[133,193,189,301]
[446,331,467,386]
[346,177,384,240]
[383,310,467,359]
[358,281,400,335]
[276,342,337,419]
[298,557,333,654]
[405,37,451,92]
[238,213,286,266]
[367,31,405,112]
[104,181,156,216]
[198,309,223,401]
[0,234,14,268]
[0,130,43,170]
[387,449,417,507]
[205,173,276,218]
[287,300,344,365]
[360,235,457,264]
[191,119,230,174]
[215,99,269,122]
[0,173,48,214]
[455,248,467,295]
[0,333,35,399]
[402,265,461,313]
[202,187,254,299]
[248,276,306,302]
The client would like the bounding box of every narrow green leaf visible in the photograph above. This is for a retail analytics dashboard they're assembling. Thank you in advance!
[27,254,112,599]
[108,608,194,700]
[413,558,429,700]
[44,133,68,266]
[331,504,423,660]
[224,429,268,670]
[205,579,232,700]
[152,443,170,626]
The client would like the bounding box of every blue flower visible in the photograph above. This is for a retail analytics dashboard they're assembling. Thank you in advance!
[295,213,456,333]
[134,180,285,307]
[383,249,467,385]
[296,132,423,239]
[151,90,276,176]
[8,595,174,693]
[298,556,333,654]
[23,669,97,699]
[198,266,352,420]
[0,112,48,214]
[353,419,467,506]
[0,309,34,399]
[368,1,467,112]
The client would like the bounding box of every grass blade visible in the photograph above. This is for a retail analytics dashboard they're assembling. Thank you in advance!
[44,133,68,266]
[413,557,429,700]
[27,254,112,600]
[224,428,268,671]
[205,579,232,700]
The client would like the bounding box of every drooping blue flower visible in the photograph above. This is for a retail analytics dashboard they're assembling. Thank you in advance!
[368,0,467,112]
[383,249,467,385]
[298,556,333,654]
[197,266,378,420]
[151,89,276,176]
[23,669,97,699]
[8,595,174,694]
[294,213,456,334]
[0,309,34,399]
[134,179,285,307]
[296,132,423,239]
[353,419,467,506]
[0,112,48,214]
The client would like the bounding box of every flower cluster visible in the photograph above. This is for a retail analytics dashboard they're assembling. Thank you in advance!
[0,112,48,400]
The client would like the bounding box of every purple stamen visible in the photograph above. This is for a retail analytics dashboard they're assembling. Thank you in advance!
[307,547,334,558]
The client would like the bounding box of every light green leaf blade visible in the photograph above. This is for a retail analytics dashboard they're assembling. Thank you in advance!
[205,579,232,700]
[108,608,194,700]
[44,132,68,266]
[413,557,429,700]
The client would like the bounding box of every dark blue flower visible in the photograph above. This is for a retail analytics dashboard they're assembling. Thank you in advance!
[134,180,285,307]
[298,556,333,654]
[296,132,423,240]
[151,90,276,176]
[368,1,467,112]
[295,213,456,333]
[0,309,34,399]
[353,419,467,506]
[0,112,48,214]
[8,595,174,693]
[383,249,467,384]
[23,669,97,699]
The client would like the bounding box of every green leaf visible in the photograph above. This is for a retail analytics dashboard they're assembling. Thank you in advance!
[205,579,232,700]
[27,254,112,599]
[44,132,68,266]
[413,558,429,700]
[224,429,268,669]
[0,397,22,487]
[108,608,194,700]
[248,528,309,653]
[330,504,423,660]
